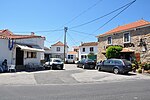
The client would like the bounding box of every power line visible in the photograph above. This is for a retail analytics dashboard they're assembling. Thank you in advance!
[60,0,103,27]
[92,0,136,34]
[69,30,96,36]
[45,33,63,44]
[67,32,80,45]
[69,0,136,29]
[13,29,64,33]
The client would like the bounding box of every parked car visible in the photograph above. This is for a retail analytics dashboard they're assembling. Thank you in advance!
[43,58,64,70]
[97,59,132,74]
[77,59,96,69]
[0,66,4,73]
[95,61,102,69]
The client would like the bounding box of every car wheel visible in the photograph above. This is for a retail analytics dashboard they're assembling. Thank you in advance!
[113,68,119,74]
[98,66,101,71]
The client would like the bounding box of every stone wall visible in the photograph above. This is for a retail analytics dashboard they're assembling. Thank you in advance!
[97,26,150,63]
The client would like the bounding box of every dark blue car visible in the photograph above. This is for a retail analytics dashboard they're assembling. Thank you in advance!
[97,59,132,74]
[77,59,96,69]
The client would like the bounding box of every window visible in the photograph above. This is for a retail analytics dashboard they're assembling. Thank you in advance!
[103,60,114,65]
[81,55,87,59]
[27,52,36,58]
[56,47,60,51]
[82,48,85,52]
[124,33,130,43]
[68,55,73,59]
[90,47,94,52]
[107,37,112,44]
[114,60,123,65]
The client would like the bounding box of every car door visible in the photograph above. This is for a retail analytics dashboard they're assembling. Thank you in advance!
[78,59,84,67]
[107,60,115,71]
[102,59,114,71]
[102,60,110,71]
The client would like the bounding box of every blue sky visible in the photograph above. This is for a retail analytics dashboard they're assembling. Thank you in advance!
[0,0,150,49]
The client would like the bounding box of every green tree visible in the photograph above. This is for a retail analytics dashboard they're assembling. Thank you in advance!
[106,46,123,59]
[88,53,97,60]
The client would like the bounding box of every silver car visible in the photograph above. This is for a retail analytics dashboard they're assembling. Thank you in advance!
[44,58,64,70]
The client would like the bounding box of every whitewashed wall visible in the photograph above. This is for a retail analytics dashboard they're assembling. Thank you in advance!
[50,46,68,54]
[0,39,13,65]
[15,38,45,65]
[79,46,98,60]
[0,37,45,65]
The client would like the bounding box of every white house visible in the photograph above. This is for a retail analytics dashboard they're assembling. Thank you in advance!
[66,51,78,63]
[79,42,98,61]
[44,47,51,61]
[0,29,45,70]
[50,41,68,60]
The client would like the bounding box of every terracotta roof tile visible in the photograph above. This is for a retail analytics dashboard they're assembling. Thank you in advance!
[51,41,65,46]
[80,42,98,46]
[67,51,78,55]
[7,35,43,39]
[99,20,150,37]
[121,48,135,53]
[0,29,45,39]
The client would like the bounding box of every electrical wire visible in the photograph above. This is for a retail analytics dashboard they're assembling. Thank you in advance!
[60,0,103,27]
[69,30,96,36]
[45,33,63,44]
[13,29,64,33]
[67,32,80,45]
[69,0,136,29]
[92,0,136,34]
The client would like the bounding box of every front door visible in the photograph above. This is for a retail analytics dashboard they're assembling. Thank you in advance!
[16,47,24,66]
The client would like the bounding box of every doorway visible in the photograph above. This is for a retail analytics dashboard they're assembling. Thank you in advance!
[16,47,24,66]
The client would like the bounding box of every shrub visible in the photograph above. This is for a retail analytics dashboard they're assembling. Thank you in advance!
[132,63,136,72]
[137,68,142,73]
[143,63,150,70]
[106,46,123,59]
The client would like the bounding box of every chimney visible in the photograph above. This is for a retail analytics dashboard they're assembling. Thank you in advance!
[31,32,35,35]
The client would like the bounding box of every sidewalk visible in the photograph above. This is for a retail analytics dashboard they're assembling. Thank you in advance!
[0,72,37,85]
[72,70,150,83]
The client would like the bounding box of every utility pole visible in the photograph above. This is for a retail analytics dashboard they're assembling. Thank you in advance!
[64,27,68,63]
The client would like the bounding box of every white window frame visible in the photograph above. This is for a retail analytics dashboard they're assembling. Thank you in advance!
[123,32,131,43]
[82,48,85,52]
[107,36,112,45]
[56,47,60,52]
[90,47,94,52]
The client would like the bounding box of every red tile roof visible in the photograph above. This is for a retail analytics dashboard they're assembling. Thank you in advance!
[121,48,135,53]
[99,20,150,37]
[80,42,98,46]
[0,29,45,39]
[67,51,78,55]
[51,41,65,46]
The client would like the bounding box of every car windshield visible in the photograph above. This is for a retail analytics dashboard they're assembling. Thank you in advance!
[53,59,61,62]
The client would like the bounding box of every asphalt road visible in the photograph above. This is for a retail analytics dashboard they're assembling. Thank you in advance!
[0,79,150,100]
[0,64,150,100]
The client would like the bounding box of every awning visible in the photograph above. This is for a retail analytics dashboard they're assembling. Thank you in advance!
[102,50,106,54]
[16,44,45,52]
[121,48,135,53]
[101,48,135,54]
